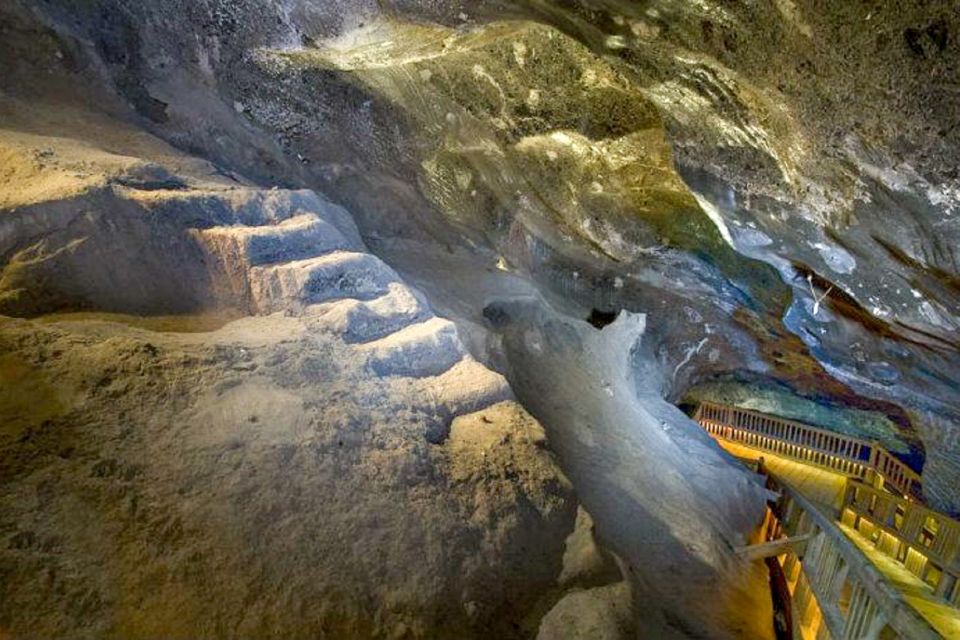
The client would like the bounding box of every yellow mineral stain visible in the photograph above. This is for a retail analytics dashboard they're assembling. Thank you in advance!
[0,352,66,437]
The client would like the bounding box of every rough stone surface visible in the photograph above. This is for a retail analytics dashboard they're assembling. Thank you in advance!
[536,582,634,640]
[0,315,575,639]
[3,0,960,637]
[0,46,578,636]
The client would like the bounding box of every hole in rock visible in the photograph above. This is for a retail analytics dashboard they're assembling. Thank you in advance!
[482,303,511,328]
[586,307,618,329]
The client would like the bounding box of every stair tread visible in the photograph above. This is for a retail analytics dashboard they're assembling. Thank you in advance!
[307,283,430,343]
[200,214,352,266]
[359,317,464,377]
[249,251,401,311]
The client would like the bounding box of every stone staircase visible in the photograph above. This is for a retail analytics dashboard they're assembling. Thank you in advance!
[193,197,512,418]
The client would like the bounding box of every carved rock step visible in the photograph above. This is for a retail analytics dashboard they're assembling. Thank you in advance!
[425,356,514,418]
[359,316,465,377]
[306,282,432,343]
[249,251,401,312]
[198,213,351,267]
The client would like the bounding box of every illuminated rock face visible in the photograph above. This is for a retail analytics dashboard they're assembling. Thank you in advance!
[0,95,576,638]
[1,0,958,638]
[232,2,957,512]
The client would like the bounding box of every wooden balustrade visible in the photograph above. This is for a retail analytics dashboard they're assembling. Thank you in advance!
[842,480,960,606]
[693,402,923,500]
[696,402,960,634]
[768,477,942,639]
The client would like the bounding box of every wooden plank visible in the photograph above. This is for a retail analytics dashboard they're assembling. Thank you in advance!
[736,534,813,561]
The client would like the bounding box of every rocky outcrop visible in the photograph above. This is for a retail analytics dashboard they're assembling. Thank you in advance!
[0,311,577,638]
[0,79,577,638]
[3,0,959,637]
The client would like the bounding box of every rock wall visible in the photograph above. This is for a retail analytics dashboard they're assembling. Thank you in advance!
[2,0,959,637]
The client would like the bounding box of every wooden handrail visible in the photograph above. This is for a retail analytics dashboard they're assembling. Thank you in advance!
[697,401,960,611]
[694,401,923,500]
[770,475,943,639]
[695,401,875,449]
[843,480,960,579]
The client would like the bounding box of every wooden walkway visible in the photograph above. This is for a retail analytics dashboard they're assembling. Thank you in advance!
[696,402,922,499]
[717,440,847,510]
[694,403,960,639]
[838,522,960,639]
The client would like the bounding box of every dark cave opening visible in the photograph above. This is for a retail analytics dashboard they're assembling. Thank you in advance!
[586,307,619,329]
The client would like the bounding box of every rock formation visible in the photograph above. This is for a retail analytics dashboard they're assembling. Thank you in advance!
[1,0,957,638]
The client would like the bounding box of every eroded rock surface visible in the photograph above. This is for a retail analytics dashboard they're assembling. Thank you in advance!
[0,55,576,637]
[2,0,959,638]
[0,313,576,638]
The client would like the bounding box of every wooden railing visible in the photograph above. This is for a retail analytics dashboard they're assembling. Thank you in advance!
[842,480,960,606]
[694,402,923,500]
[872,448,922,503]
[764,476,942,640]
